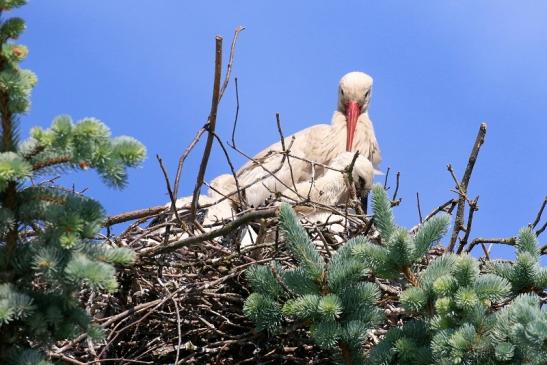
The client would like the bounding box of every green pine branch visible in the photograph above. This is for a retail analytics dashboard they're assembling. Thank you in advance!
[0,4,146,362]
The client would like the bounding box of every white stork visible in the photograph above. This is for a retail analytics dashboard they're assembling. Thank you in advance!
[239,151,376,248]
[162,72,381,242]
[211,71,381,208]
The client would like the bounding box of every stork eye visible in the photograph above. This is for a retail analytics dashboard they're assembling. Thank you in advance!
[340,88,344,96]
[364,90,370,98]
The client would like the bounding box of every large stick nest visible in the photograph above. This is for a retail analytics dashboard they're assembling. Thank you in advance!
[55,200,445,364]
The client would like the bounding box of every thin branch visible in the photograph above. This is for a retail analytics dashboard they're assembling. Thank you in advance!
[219,26,245,100]
[105,205,166,226]
[465,236,516,254]
[447,164,472,204]
[230,77,240,148]
[210,131,245,207]
[229,140,306,201]
[447,123,487,252]
[157,278,183,365]
[173,127,205,198]
[391,171,401,206]
[416,192,423,224]
[480,242,491,261]
[536,221,546,237]
[530,196,547,229]
[383,167,390,189]
[276,112,298,193]
[190,36,223,220]
[190,27,244,218]
[138,207,278,258]
[47,352,86,365]
[271,263,294,296]
[156,154,184,227]
[346,151,360,182]
[410,198,457,233]
[456,196,479,254]
[345,151,364,215]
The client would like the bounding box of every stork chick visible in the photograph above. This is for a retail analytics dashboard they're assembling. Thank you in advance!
[281,151,374,217]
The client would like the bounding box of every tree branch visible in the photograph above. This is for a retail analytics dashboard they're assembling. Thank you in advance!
[105,205,166,226]
[465,236,516,254]
[32,156,73,171]
[456,196,479,254]
[530,196,546,229]
[138,207,278,259]
[190,36,223,220]
[173,127,205,198]
[447,123,487,252]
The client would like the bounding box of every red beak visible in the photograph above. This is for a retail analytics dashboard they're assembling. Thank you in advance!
[345,101,361,151]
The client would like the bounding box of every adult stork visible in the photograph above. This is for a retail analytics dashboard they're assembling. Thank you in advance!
[212,71,381,208]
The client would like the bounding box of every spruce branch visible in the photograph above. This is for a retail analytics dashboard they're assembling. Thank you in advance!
[31,155,72,171]
[0,6,145,361]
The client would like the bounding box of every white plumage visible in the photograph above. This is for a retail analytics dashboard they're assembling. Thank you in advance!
[165,72,382,242]
[210,71,380,208]
[281,151,375,211]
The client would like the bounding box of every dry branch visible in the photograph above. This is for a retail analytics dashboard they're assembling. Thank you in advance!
[447,122,487,252]
[138,207,279,258]
[190,36,224,220]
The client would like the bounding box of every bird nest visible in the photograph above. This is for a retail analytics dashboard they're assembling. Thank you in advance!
[53,200,445,365]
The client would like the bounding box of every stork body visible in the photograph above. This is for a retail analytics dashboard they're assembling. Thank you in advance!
[239,152,375,249]
[211,71,381,208]
[281,151,374,210]
[279,151,375,236]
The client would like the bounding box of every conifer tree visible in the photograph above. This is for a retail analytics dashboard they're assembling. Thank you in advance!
[244,185,546,364]
[0,2,146,363]
[366,188,546,365]
[244,203,384,364]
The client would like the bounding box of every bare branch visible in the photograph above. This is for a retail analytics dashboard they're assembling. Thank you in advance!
[410,198,457,234]
[465,236,516,254]
[391,171,401,206]
[105,205,166,226]
[456,196,479,254]
[530,196,547,229]
[536,221,546,237]
[276,112,298,193]
[230,77,240,148]
[210,131,245,207]
[173,127,205,198]
[190,36,223,220]
[219,26,245,100]
[229,140,306,201]
[138,207,278,258]
[189,27,245,219]
[156,154,184,227]
[416,192,423,224]
[447,123,487,252]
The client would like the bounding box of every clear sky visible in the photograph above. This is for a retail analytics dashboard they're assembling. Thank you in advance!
[16,1,546,260]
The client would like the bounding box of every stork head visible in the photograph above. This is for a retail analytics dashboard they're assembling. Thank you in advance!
[337,72,373,151]
[330,151,374,192]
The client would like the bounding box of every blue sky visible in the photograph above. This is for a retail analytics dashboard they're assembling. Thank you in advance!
[16,1,546,259]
